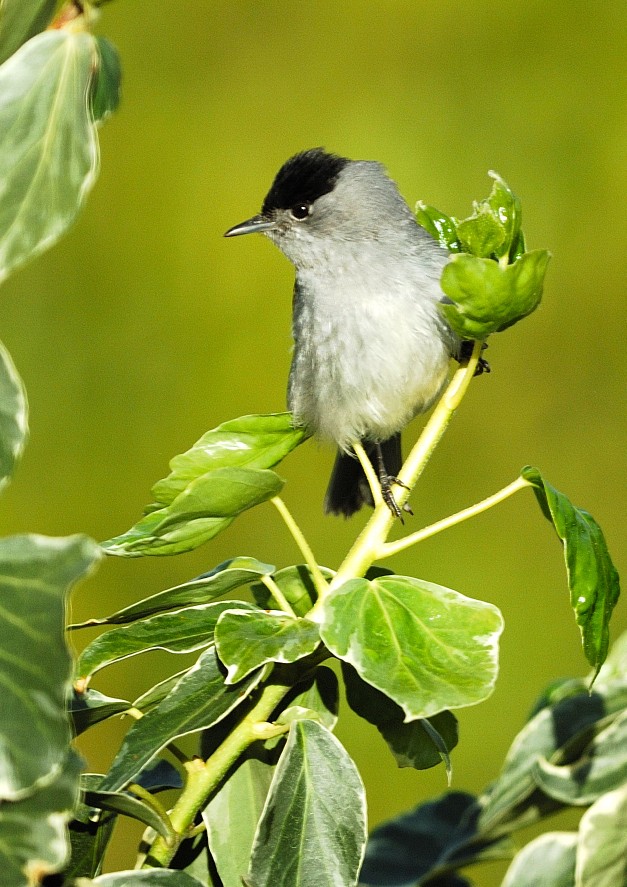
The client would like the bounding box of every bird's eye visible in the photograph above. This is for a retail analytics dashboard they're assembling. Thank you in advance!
[291,203,311,220]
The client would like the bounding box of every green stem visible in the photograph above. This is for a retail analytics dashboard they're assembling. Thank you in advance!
[127,782,177,846]
[353,441,383,506]
[143,678,291,868]
[378,475,530,558]
[261,574,297,616]
[271,496,328,596]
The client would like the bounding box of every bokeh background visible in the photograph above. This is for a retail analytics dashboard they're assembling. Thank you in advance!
[1,2,625,883]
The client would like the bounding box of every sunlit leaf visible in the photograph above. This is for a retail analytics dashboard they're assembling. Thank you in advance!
[247,720,367,887]
[100,648,265,792]
[215,609,320,684]
[485,170,523,261]
[456,208,506,258]
[133,669,192,713]
[0,534,100,800]
[0,339,28,491]
[84,787,174,843]
[0,31,100,286]
[0,0,56,64]
[415,202,461,252]
[500,832,577,887]
[251,564,333,616]
[575,784,627,887]
[90,872,207,886]
[319,575,503,720]
[68,688,130,736]
[522,466,621,678]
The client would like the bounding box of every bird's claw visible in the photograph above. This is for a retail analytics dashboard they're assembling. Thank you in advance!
[380,475,412,522]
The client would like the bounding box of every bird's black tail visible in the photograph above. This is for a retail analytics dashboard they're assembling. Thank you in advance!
[324,434,402,518]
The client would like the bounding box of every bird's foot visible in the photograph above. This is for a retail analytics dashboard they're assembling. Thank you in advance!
[380,475,413,522]
[459,341,491,375]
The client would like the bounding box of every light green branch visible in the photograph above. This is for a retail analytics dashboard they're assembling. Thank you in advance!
[271,496,328,596]
[261,574,297,617]
[353,441,383,506]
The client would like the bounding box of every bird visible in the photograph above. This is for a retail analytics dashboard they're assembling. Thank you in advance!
[225,148,469,518]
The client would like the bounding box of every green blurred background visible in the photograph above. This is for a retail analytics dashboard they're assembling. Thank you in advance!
[1,1,625,882]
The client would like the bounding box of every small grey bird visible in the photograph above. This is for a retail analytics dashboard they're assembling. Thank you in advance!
[225,148,467,518]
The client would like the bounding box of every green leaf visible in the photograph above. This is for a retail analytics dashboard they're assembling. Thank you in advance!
[415,202,461,252]
[456,208,506,258]
[576,784,627,887]
[203,755,275,887]
[76,600,258,680]
[0,30,101,286]
[84,787,174,843]
[500,832,577,887]
[151,413,308,508]
[66,777,117,880]
[75,557,274,626]
[247,720,367,887]
[101,467,283,556]
[100,647,265,792]
[0,750,83,887]
[69,688,130,736]
[251,564,334,616]
[0,339,28,491]
[0,0,56,64]
[319,575,503,720]
[92,36,121,123]
[170,830,217,886]
[0,534,99,800]
[133,669,192,713]
[594,630,627,688]
[533,710,627,805]
[215,609,320,684]
[522,466,621,678]
[485,170,523,261]
[277,666,339,730]
[440,249,551,339]
[90,872,207,886]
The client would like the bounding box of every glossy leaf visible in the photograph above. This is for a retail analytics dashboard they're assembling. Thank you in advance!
[319,575,503,720]
[522,466,620,678]
[0,750,83,887]
[133,669,192,713]
[100,647,264,792]
[533,710,627,805]
[215,609,320,684]
[277,666,339,730]
[456,208,506,259]
[151,412,308,507]
[415,202,461,252]
[75,557,274,626]
[500,832,577,887]
[0,534,99,800]
[251,564,334,616]
[0,0,56,64]
[485,170,523,260]
[0,30,100,286]
[204,755,275,887]
[85,788,174,843]
[66,782,116,880]
[576,784,627,887]
[102,467,283,556]
[69,688,130,736]
[440,249,551,339]
[0,339,28,491]
[247,720,367,887]
[92,36,121,123]
[76,600,258,680]
[91,872,207,886]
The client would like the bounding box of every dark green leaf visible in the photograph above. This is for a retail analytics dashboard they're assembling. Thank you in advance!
[415,202,461,252]
[319,576,503,720]
[76,600,258,680]
[91,872,207,886]
[251,564,334,616]
[0,750,83,887]
[92,36,121,122]
[100,648,265,792]
[75,557,274,626]
[277,666,339,730]
[204,755,275,887]
[0,339,28,491]
[133,669,192,713]
[247,720,367,887]
[0,31,101,285]
[0,0,56,64]
[151,412,308,507]
[84,789,174,844]
[500,833,576,887]
[215,609,320,684]
[440,249,551,339]
[134,759,183,793]
[101,467,283,556]
[63,773,117,880]
[69,688,130,736]
[456,209,506,258]
[0,534,99,799]
[533,710,627,805]
[170,830,217,887]
[522,466,621,678]
[576,784,627,887]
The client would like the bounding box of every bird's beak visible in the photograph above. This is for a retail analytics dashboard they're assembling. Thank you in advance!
[224,214,275,237]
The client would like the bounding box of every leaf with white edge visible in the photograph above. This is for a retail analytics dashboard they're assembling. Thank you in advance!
[204,755,275,887]
[89,872,207,886]
[593,630,627,688]
[575,784,627,887]
[0,31,101,286]
[501,832,577,887]
[251,564,334,616]
[522,466,621,678]
[0,534,100,800]
[277,666,339,730]
[151,413,308,508]
[533,710,627,805]
[0,750,82,887]
[319,575,503,720]
[76,600,258,680]
[247,720,367,887]
[215,609,320,685]
[0,339,28,491]
[0,0,56,64]
[73,557,274,626]
[101,467,283,556]
[69,688,130,736]
[133,669,191,713]
[100,647,265,792]
[84,788,174,844]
